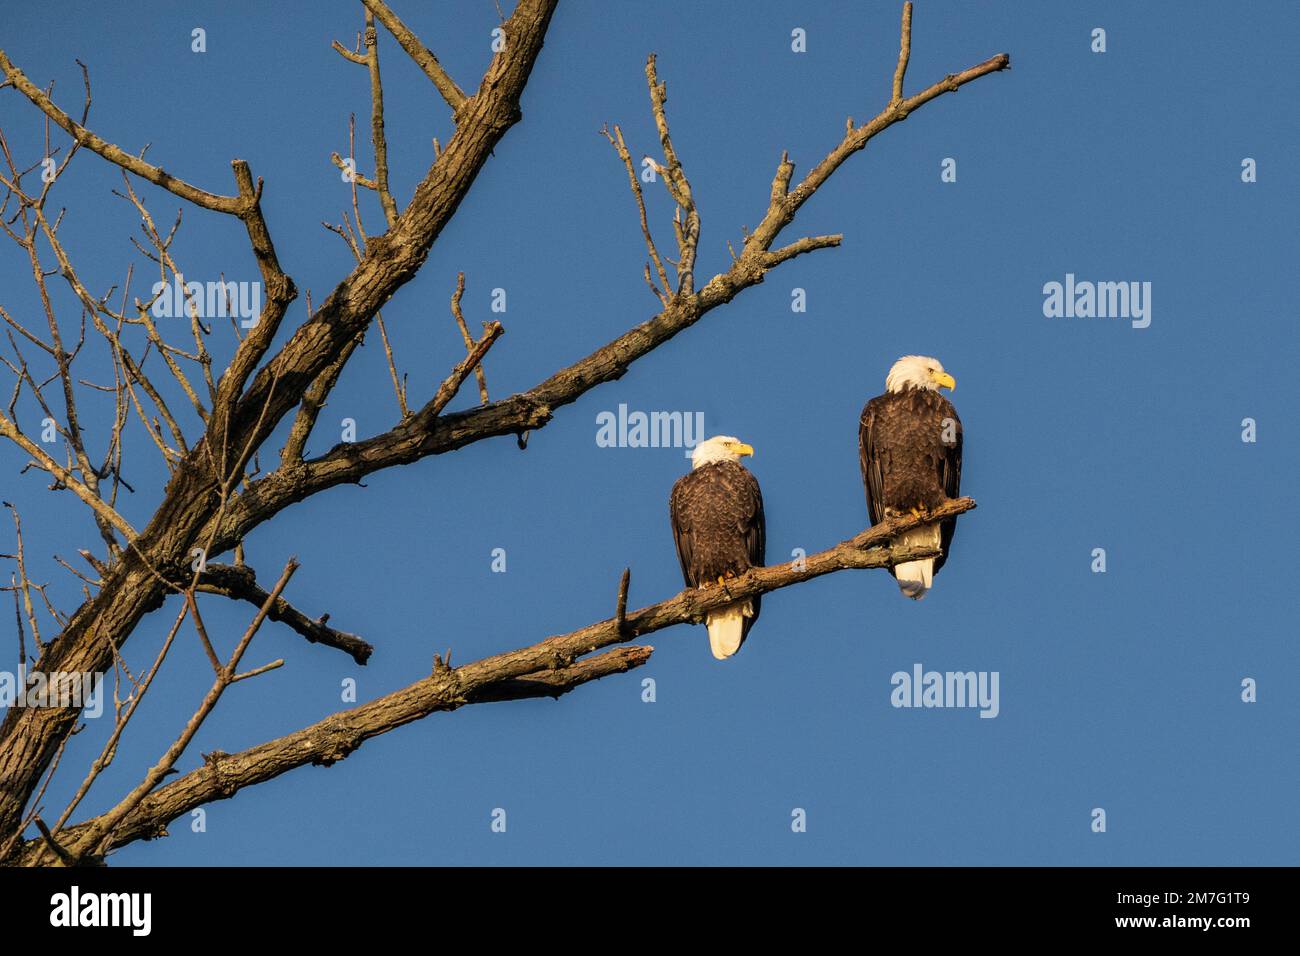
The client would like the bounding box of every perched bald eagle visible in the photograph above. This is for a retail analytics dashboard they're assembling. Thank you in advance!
[859,355,963,600]
[670,435,765,659]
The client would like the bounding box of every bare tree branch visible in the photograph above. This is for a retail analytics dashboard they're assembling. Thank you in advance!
[892,1,913,105]
[0,50,246,215]
[61,560,296,863]
[0,412,135,539]
[2,503,42,652]
[602,124,670,304]
[193,562,373,665]
[361,0,468,115]
[47,601,188,838]
[205,33,1006,551]
[363,9,400,226]
[644,54,700,295]
[17,498,974,864]
[450,272,491,405]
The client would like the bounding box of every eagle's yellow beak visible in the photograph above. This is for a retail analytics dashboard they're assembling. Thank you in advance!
[733,442,755,457]
[933,371,956,391]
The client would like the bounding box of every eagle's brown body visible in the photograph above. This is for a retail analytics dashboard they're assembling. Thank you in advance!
[669,459,766,647]
[860,386,963,582]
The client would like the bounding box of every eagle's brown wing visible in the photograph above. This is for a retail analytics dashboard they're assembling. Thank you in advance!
[669,460,766,638]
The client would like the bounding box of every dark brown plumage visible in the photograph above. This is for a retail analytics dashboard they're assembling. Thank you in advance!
[860,386,963,575]
[669,459,766,646]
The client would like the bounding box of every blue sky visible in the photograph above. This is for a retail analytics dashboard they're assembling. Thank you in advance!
[0,1,1296,865]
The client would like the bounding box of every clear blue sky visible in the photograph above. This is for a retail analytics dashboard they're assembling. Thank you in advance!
[1,1,1296,865]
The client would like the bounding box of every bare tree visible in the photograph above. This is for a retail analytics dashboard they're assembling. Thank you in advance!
[0,1,1000,866]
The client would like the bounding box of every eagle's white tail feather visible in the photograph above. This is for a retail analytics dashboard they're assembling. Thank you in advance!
[707,599,752,659]
[893,524,941,601]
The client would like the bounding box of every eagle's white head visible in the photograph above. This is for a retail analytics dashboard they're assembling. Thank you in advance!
[885,355,956,393]
[690,435,755,469]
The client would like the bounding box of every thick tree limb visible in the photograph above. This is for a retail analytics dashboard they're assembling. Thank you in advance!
[19,644,652,864]
[193,563,373,665]
[17,497,973,864]
[465,645,653,703]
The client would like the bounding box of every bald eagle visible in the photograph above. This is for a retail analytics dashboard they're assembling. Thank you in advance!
[670,436,765,659]
[859,355,963,600]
